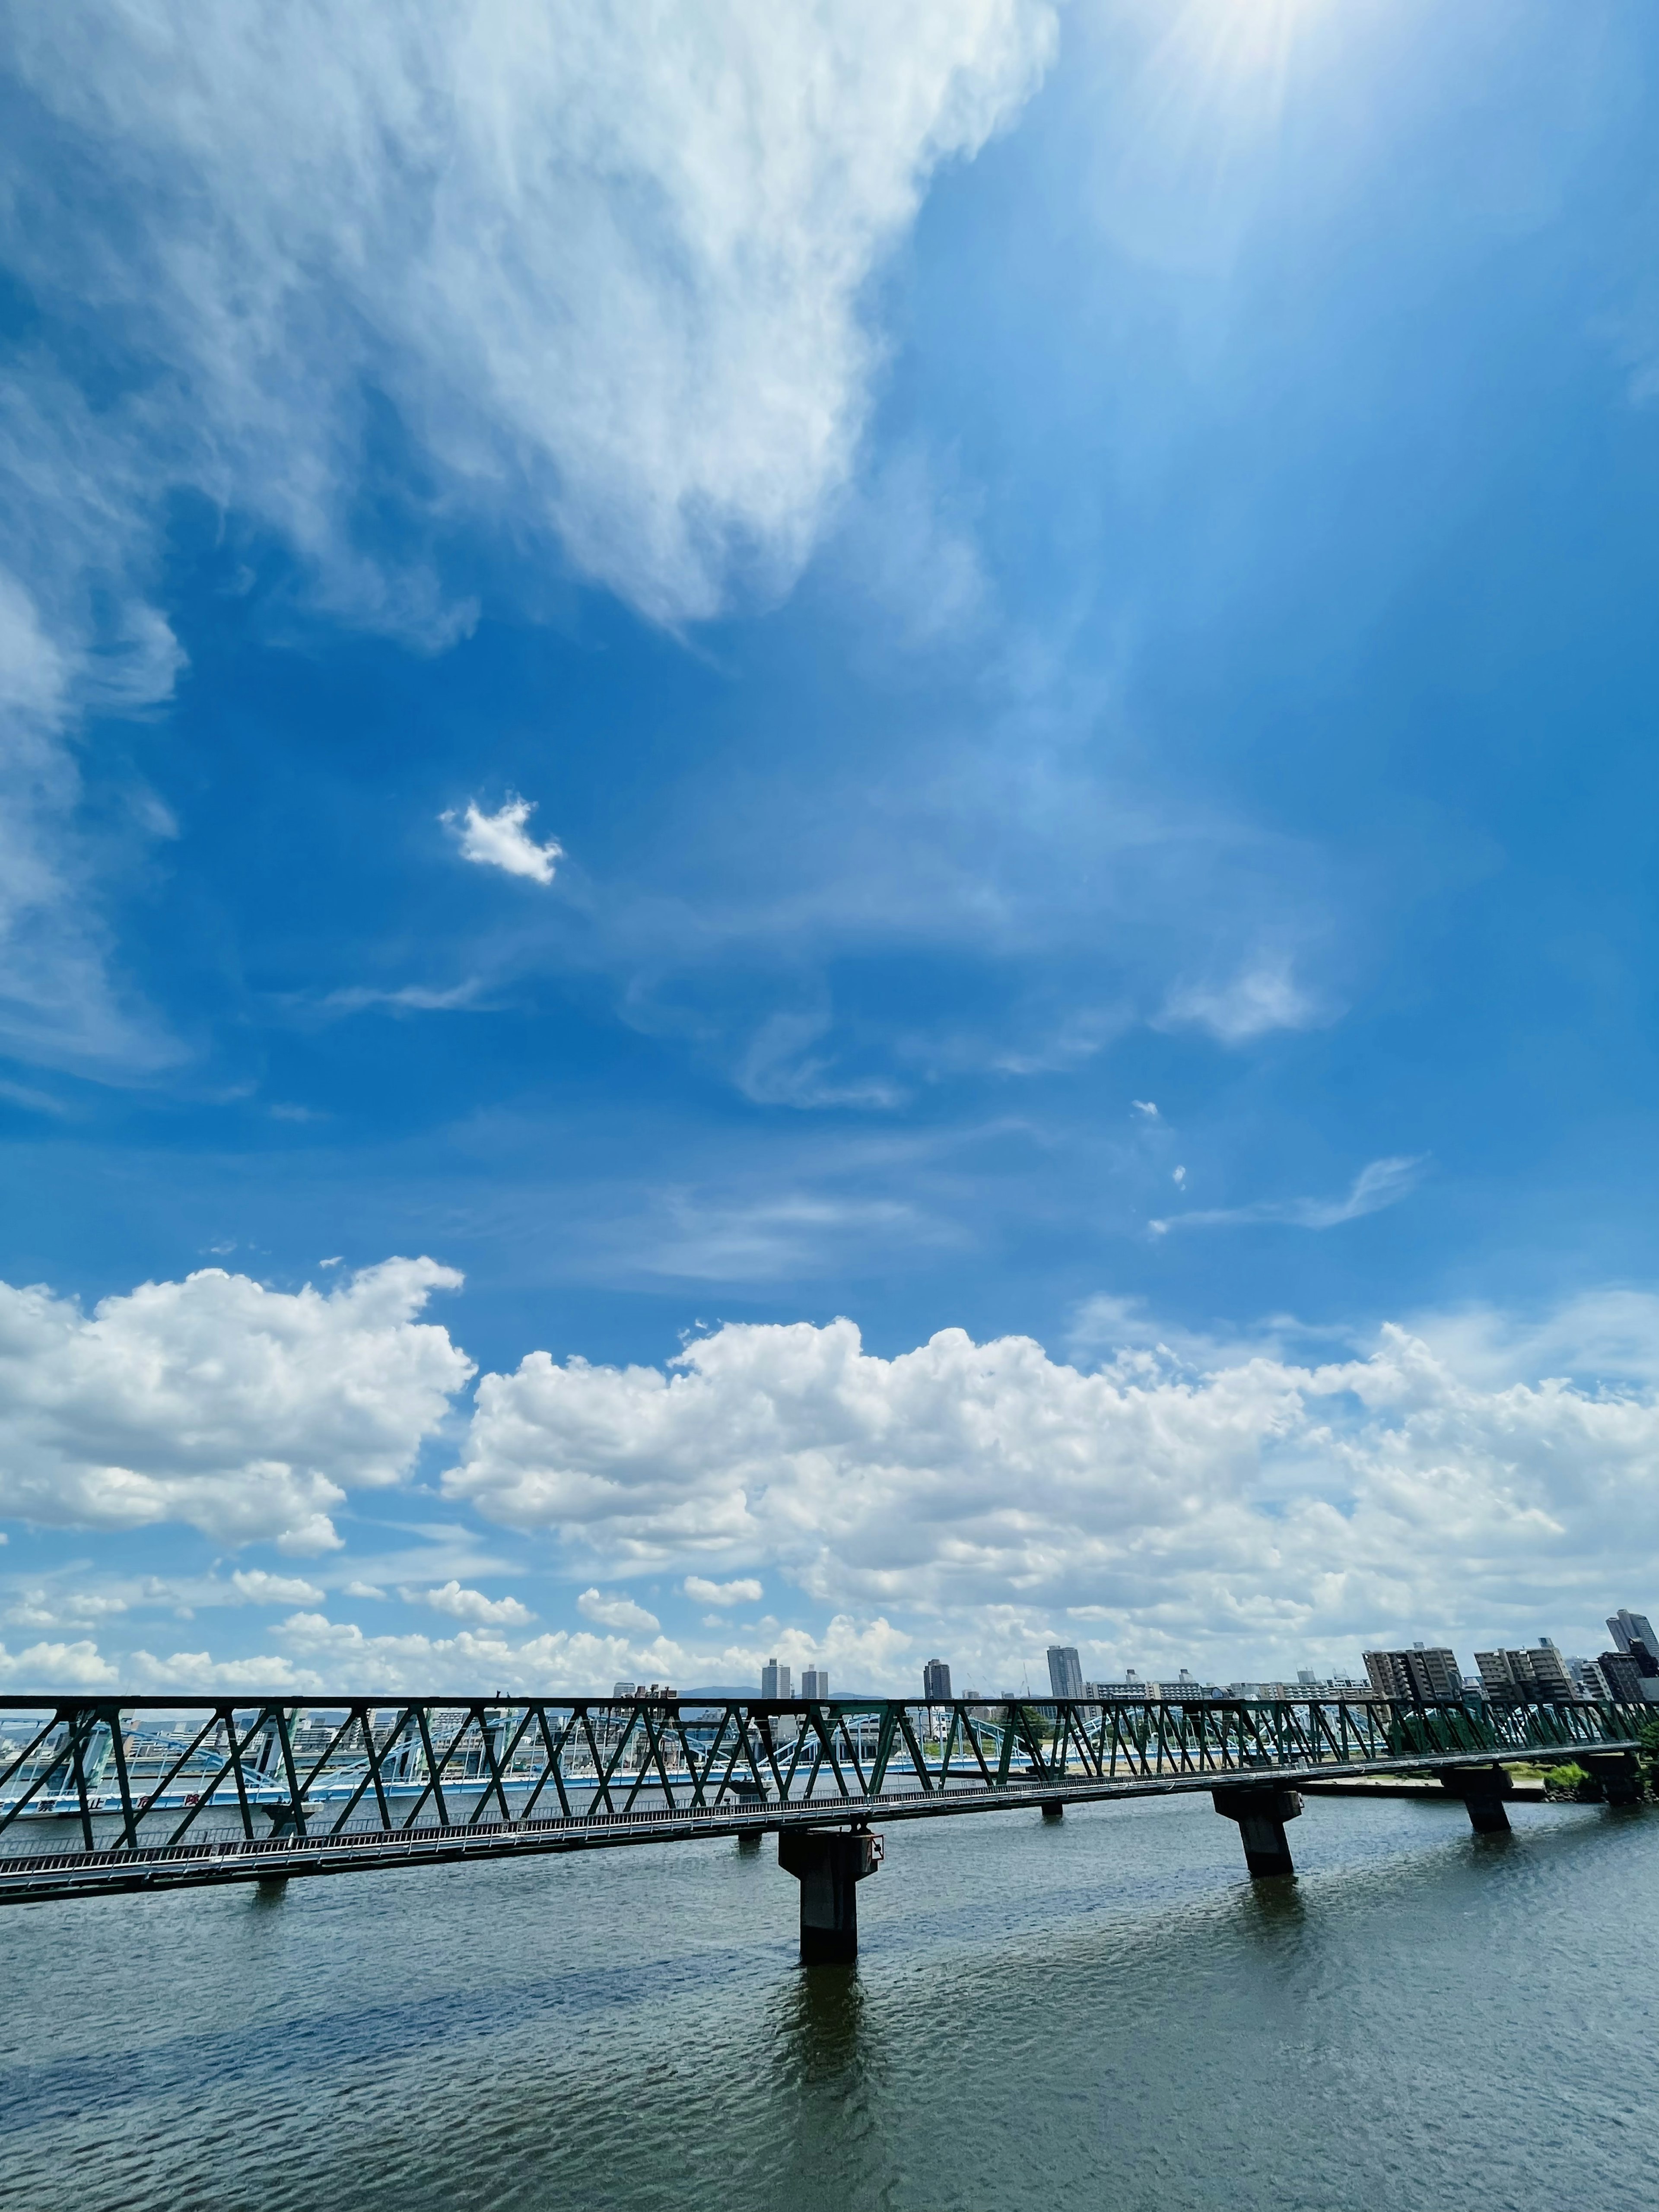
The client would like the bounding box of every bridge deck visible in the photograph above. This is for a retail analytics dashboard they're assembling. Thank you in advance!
[0,1693,1644,1906]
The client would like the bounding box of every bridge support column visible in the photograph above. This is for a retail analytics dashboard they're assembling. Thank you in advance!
[1580,1751,1644,1807]
[1212,1785,1302,1878]
[1040,1799,1064,1820]
[1438,1764,1513,1833]
[778,1827,882,1963]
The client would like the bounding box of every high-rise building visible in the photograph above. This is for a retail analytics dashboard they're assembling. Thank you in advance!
[922,1658,952,1702]
[1608,1610,1659,1664]
[1475,1650,1522,1701]
[760,1659,791,1699]
[1363,1644,1463,1702]
[1596,1649,1647,1701]
[1046,1646,1084,1700]
[1525,1640,1573,1700]
[1475,1643,1574,1704]
[800,1667,829,1699]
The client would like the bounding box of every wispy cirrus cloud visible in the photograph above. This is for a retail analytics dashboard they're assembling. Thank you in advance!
[1150,1154,1425,1237]
[0,0,1057,1084]
[1159,955,1328,1043]
[320,980,488,1016]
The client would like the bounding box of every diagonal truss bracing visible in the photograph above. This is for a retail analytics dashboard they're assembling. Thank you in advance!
[0,1691,1646,1907]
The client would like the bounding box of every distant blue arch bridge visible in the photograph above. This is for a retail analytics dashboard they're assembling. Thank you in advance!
[0,1692,1647,1960]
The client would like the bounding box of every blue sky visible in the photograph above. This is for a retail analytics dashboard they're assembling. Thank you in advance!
[1,0,1656,1695]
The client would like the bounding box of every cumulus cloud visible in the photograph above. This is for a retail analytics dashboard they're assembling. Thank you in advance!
[0,1257,473,1551]
[1160,956,1325,1043]
[683,1575,764,1607]
[412,1579,534,1627]
[0,1638,116,1688]
[447,1309,1659,1676]
[230,1570,326,1606]
[1151,1155,1424,1236]
[4,1587,130,1632]
[95,1603,904,1697]
[576,1588,662,1634]
[123,1610,675,1696]
[443,798,564,887]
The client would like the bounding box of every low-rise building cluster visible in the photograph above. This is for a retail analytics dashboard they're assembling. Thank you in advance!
[900,1610,1659,1710]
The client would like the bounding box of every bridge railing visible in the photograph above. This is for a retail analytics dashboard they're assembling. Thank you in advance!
[0,1692,1647,1863]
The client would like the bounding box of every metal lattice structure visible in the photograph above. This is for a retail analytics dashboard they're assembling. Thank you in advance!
[0,1692,1645,1906]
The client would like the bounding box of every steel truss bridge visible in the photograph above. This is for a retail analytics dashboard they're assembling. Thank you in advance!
[1,1693,1647,1957]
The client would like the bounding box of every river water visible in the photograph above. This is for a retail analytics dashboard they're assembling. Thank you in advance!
[3,1787,1653,2212]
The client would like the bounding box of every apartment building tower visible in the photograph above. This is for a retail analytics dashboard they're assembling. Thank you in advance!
[1474,1640,1574,1704]
[1363,1643,1463,1702]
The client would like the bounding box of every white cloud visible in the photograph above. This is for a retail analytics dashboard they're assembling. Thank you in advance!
[446,1306,1659,1678]
[683,1575,764,1607]
[412,1579,534,1627]
[627,1190,948,1285]
[0,1,1055,1076]
[444,798,565,887]
[0,1638,117,1688]
[103,1602,905,1696]
[126,1609,671,1695]
[0,544,184,1075]
[576,1588,662,1634]
[1160,956,1325,1043]
[829,442,990,650]
[1132,1100,1160,1118]
[230,1569,326,1606]
[4,1587,130,1632]
[6,0,1055,629]
[322,981,486,1015]
[1151,1154,1424,1236]
[0,1077,74,1117]
[344,1580,385,1599]
[0,1257,474,1551]
[735,1010,906,1111]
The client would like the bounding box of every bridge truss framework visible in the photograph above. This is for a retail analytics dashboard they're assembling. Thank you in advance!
[0,1691,1646,1938]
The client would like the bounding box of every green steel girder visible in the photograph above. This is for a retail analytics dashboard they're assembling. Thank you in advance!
[0,1691,1648,1907]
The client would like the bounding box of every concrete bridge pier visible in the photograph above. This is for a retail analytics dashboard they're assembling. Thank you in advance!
[778,1827,883,1963]
[1438,1764,1514,1833]
[1580,1751,1644,1806]
[1040,1799,1065,1820]
[1212,1785,1302,1877]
